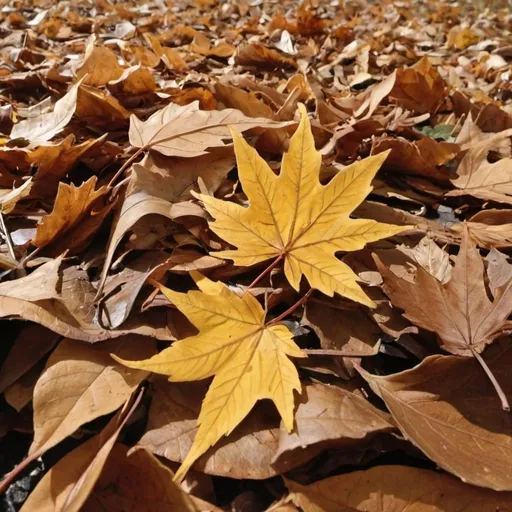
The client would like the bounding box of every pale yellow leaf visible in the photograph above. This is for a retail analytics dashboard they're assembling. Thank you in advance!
[113,272,305,481]
[196,104,409,306]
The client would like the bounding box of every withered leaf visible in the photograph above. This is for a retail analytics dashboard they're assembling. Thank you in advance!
[358,350,512,491]
[286,465,512,511]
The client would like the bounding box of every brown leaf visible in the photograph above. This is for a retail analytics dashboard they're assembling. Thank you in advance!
[272,382,395,473]
[75,40,125,87]
[358,349,512,491]
[374,229,510,357]
[107,65,157,95]
[82,445,198,512]
[10,80,81,142]
[33,176,114,256]
[20,392,143,512]
[0,325,58,394]
[286,465,512,511]
[129,100,291,158]
[452,210,512,249]
[302,298,381,356]
[390,57,447,115]
[448,128,512,204]
[138,379,281,479]
[235,43,298,70]
[29,336,156,456]
[75,85,131,128]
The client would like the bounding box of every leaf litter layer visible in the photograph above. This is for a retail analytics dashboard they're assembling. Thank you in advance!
[0,0,511,510]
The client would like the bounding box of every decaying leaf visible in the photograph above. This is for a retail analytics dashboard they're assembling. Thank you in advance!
[129,100,291,158]
[113,271,305,481]
[286,465,512,511]
[196,105,408,306]
[358,350,512,491]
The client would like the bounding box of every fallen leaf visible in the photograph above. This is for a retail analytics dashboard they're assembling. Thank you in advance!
[235,43,298,70]
[113,271,305,481]
[196,104,408,306]
[448,128,512,204]
[76,39,125,86]
[30,336,156,457]
[286,465,512,511]
[138,379,281,479]
[10,80,81,142]
[358,349,512,491]
[33,176,114,256]
[272,382,395,472]
[129,100,291,158]
[20,391,143,512]
[82,445,198,512]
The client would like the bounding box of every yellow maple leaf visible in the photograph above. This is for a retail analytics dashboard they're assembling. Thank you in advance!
[194,104,408,307]
[112,271,305,481]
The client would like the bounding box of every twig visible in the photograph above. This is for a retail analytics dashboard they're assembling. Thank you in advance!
[471,347,510,412]
[267,288,313,326]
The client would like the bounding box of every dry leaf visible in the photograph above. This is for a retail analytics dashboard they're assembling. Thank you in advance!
[113,271,305,481]
[10,80,81,142]
[286,465,512,511]
[196,104,408,306]
[272,382,395,472]
[30,336,156,457]
[129,100,291,158]
[358,350,512,491]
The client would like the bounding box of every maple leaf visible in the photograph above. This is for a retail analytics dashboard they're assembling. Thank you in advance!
[112,271,305,481]
[374,227,512,410]
[194,104,408,307]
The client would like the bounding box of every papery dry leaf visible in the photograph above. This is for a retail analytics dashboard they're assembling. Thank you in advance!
[390,57,446,115]
[138,380,280,479]
[20,392,142,512]
[399,236,451,284]
[10,80,81,142]
[235,43,298,70]
[353,71,396,119]
[113,271,305,481]
[0,325,58,394]
[0,178,33,213]
[82,445,198,512]
[129,100,290,158]
[453,210,512,249]
[358,350,512,491]
[447,26,480,50]
[76,40,125,86]
[196,105,408,306]
[29,336,155,457]
[372,136,458,182]
[272,382,395,472]
[286,465,512,511]
[302,298,381,356]
[374,229,512,357]
[448,128,512,204]
[107,65,157,95]
[76,85,131,126]
[33,176,114,256]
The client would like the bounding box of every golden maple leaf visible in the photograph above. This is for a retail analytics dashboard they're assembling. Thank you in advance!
[194,104,408,307]
[112,271,305,481]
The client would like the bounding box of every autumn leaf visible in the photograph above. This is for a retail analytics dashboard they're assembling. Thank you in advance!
[358,351,512,491]
[113,271,305,481]
[286,465,512,511]
[375,228,512,409]
[195,104,408,306]
[128,100,291,158]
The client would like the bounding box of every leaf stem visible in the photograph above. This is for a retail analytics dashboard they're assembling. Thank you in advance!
[107,146,145,188]
[471,347,510,412]
[0,447,44,495]
[268,288,313,326]
[247,254,284,291]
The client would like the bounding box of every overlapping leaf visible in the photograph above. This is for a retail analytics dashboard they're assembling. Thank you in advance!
[195,104,408,306]
[113,271,305,481]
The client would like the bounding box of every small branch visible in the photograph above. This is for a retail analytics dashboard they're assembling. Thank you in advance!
[471,347,510,412]
[267,288,313,326]
[247,253,284,291]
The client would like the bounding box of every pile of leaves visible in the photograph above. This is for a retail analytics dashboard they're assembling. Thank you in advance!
[0,0,512,509]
